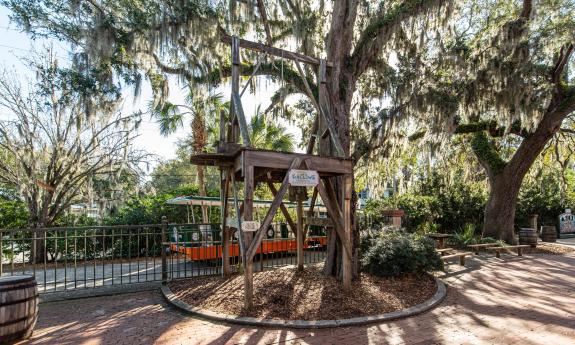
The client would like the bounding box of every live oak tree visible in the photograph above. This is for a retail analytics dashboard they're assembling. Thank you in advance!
[0,52,146,262]
[3,0,456,276]
[385,0,575,242]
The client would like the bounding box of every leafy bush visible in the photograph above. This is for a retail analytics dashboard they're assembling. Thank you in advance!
[361,231,443,277]
[449,224,497,248]
[361,173,486,234]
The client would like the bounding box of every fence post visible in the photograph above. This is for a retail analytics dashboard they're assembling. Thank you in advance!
[161,216,168,284]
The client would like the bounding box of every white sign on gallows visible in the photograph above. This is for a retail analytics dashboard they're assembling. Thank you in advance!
[288,169,319,186]
[241,221,260,232]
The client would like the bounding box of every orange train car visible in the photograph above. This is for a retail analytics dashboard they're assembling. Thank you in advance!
[170,236,327,261]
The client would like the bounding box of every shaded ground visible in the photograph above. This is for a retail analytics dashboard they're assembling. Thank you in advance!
[21,253,575,345]
[168,264,436,320]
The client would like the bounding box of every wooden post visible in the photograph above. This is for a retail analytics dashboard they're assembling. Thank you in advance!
[342,174,352,291]
[221,169,231,275]
[243,164,254,309]
[161,216,168,284]
[231,36,240,143]
[296,197,304,271]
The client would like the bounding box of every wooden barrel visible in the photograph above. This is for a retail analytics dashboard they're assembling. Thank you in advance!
[0,275,38,344]
[541,226,557,242]
[519,228,538,248]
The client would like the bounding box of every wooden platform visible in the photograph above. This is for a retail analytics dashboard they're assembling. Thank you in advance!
[191,147,353,182]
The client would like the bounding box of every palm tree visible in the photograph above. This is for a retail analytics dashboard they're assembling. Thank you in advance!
[248,106,294,152]
[151,92,224,222]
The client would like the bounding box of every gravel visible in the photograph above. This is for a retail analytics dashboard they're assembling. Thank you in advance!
[168,263,437,320]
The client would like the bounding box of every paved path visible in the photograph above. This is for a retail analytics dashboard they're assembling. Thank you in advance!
[556,236,575,247]
[21,253,575,345]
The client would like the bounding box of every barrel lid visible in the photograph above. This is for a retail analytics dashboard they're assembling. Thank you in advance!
[0,275,35,286]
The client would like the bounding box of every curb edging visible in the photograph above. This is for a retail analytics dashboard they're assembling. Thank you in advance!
[161,277,446,329]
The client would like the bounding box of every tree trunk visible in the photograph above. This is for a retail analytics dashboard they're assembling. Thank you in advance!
[482,171,522,243]
[320,0,359,279]
[477,101,571,241]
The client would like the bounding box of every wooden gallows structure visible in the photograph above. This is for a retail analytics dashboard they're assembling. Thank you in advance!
[190,34,354,309]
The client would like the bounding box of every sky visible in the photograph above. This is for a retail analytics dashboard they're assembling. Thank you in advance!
[0,7,301,177]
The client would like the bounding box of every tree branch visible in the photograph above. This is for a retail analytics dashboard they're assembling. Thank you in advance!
[351,0,446,76]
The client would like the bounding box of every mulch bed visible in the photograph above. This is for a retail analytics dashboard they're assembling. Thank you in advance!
[532,242,575,255]
[168,264,437,320]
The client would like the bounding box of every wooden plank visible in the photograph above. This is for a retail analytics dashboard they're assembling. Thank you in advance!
[308,187,318,215]
[297,199,304,271]
[317,60,329,156]
[467,243,498,248]
[243,163,254,309]
[266,180,297,236]
[246,158,302,261]
[219,109,226,148]
[221,34,333,67]
[243,150,352,175]
[221,168,231,275]
[231,92,252,146]
[231,36,240,143]
[342,174,352,290]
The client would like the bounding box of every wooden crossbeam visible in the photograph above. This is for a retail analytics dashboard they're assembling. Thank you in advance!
[221,34,333,67]
[246,158,302,261]
[266,180,297,236]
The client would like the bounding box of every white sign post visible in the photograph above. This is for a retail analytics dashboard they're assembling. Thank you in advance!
[288,169,319,187]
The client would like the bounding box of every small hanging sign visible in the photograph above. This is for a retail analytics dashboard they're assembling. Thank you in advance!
[242,220,261,232]
[288,169,319,186]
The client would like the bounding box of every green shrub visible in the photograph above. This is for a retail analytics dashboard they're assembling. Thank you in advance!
[361,231,443,277]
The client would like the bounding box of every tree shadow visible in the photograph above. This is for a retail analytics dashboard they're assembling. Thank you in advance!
[25,253,575,344]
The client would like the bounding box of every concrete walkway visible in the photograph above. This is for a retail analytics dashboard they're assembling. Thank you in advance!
[21,253,575,345]
[556,236,575,247]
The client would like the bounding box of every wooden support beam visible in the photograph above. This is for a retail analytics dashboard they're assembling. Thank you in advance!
[246,158,301,261]
[231,92,252,146]
[219,109,226,147]
[266,180,297,236]
[308,188,318,216]
[221,168,231,275]
[297,198,304,271]
[221,34,333,67]
[231,36,241,143]
[243,164,255,309]
[342,174,353,290]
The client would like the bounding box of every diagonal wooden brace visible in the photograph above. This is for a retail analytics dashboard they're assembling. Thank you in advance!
[266,180,297,236]
[246,158,302,261]
[304,160,352,259]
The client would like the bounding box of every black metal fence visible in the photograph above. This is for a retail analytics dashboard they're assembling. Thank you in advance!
[0,221,327,293]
